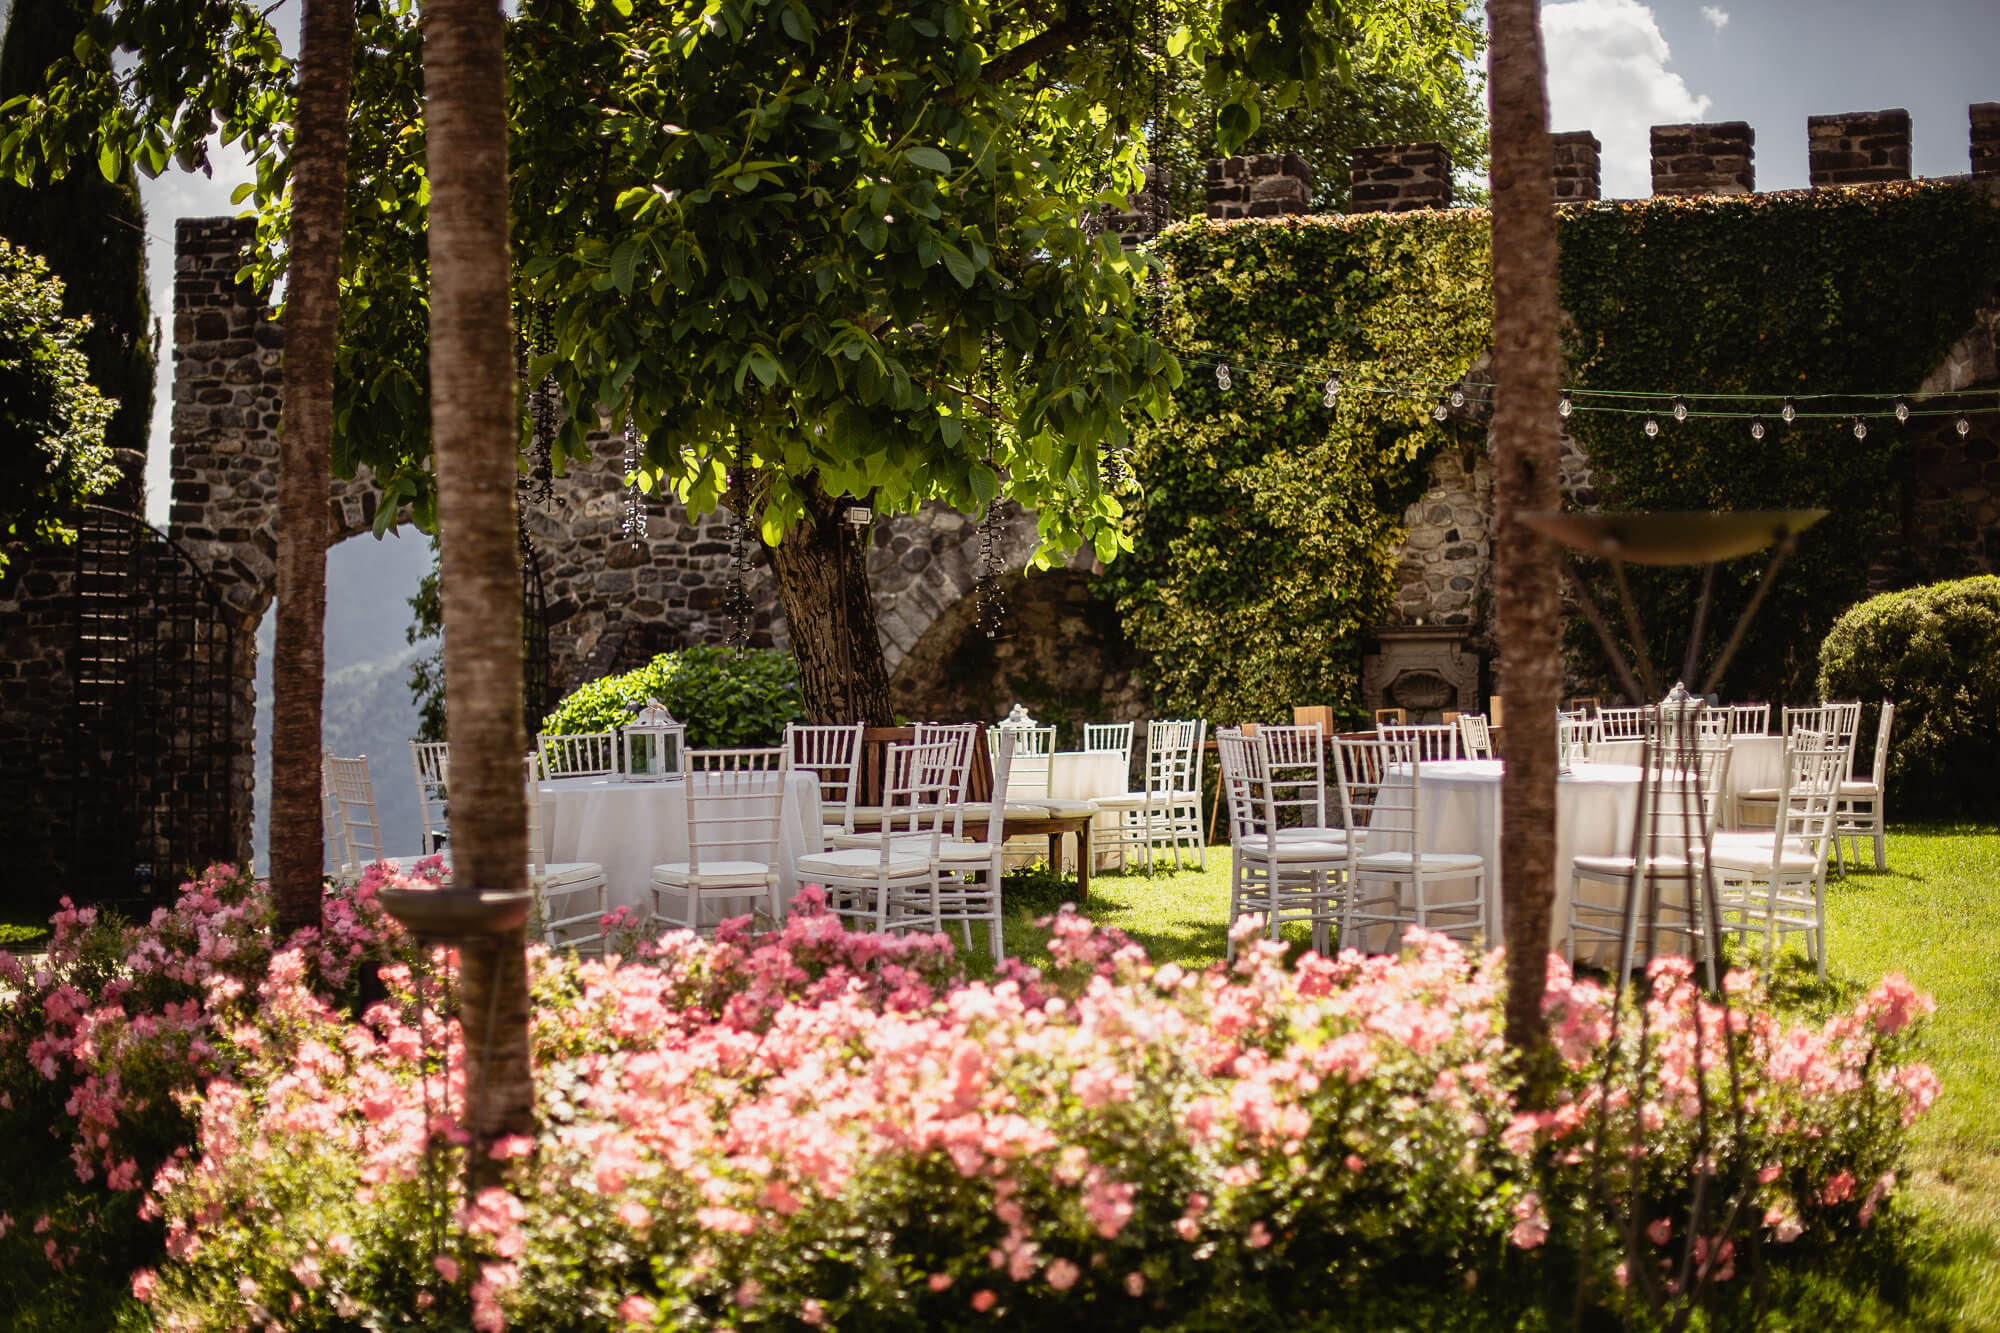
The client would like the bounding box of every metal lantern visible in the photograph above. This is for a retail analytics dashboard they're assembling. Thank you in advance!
[621,697,685,781]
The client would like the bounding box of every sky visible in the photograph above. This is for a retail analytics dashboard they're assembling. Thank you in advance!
[0,0,1993,526]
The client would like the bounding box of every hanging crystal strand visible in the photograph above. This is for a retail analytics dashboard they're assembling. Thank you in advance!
[975,498,1007,639]
[526,303,559,508]
[724,458,754,650]
[620,412,646,544]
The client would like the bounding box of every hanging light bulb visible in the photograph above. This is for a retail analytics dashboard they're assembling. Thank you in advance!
[1781,397,1797,425]
[1322,372,1340,408]
[1558,392,1573,419]
[1672,396,1688,423]
[1750,416,1766,441]
[1643,414,1660,438]
[1432,400,1449,422]
[1216,361,1231,391]
[1958,415,1972,437]
[1894,399,1911,424]
[1853,418,1868,441]
[1449,388,1466,408]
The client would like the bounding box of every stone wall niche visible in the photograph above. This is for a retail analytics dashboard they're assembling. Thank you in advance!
[1361,626,1481,722]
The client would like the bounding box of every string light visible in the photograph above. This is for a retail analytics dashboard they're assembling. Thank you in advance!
[1322,372,1340,408]
[1959,415,1973,437]
[1558,392,1573,418]
[1852,419,1868,441]
[1672,396,1688,423]
[1895,399,1911,423]
[1449,388,1466,408]
[1643,414,1660,438]
[1750,416,1766,441]
[1432,399,1449,422]
[1781,398,1796,425]
[1215,362,1231,391]
[620,413,647,544]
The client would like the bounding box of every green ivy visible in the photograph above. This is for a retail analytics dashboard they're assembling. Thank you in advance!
[1110,212,1492,727]
[1115,184,2000,721]
[1557,184,2000,703]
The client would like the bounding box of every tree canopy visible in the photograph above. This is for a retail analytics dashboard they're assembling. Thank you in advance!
[0,0,1485,563]
[0,239,118,565]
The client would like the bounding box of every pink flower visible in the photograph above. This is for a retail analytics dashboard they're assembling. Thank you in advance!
[130,1268,158,1301]
[1124,1272,1146,1297]
[1820,1170,1856,1205]
[800,1298,826,1325]
[970,1289,997,1313]
[1647,1217,1672,1246]
[618,1294,657,1327]
[1045,1258,1080,1291]
[1343,1154,1365,1173]
[1246,1221,1272,1249]
[928,1273,955,1292]
[433,1255,461,1283]
[1509,1193,1549,1250]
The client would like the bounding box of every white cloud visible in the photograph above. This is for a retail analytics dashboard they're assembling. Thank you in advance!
[1699,5,1729,33]
[1542,0,1712,200]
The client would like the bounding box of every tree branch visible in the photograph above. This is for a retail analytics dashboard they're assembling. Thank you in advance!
[978,20,1087,85]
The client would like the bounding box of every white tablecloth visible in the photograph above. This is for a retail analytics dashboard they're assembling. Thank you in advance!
[1378,759,1644,961]
[1005,751,1131,870]
[538,771,823,923]
[1592,736,1785,826]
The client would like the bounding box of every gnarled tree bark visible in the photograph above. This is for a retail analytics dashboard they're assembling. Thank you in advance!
[768,482,895,725]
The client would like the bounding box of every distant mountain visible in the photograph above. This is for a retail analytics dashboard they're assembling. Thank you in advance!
[252,533,435,873]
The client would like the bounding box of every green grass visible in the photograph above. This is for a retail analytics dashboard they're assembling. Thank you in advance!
[991,826,2000,1330]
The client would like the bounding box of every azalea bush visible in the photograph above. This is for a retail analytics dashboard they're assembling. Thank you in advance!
[0,864,1939,1330]
[0,861,430,1326]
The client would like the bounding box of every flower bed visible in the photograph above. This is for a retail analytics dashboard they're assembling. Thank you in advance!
[1,868,1938,1331]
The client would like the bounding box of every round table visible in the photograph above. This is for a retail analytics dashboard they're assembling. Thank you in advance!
[1379,759,1644,961]
[1006,750,1132,871]
[537,770,823,922]
[1591,735,1786,826]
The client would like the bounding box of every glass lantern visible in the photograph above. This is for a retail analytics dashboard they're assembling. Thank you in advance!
[622,697,685,781]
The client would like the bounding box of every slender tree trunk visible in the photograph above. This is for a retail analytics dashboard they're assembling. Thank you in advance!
[768,482,895,724]
[422,0,534,1145]
[1487,0,1563,1073]
[270,0,355,939]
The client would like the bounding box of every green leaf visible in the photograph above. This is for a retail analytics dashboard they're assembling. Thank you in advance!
[904,146,951,174]
[939,244,975,288]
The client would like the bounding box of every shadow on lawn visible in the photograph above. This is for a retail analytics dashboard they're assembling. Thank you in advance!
[999,863,1233,968]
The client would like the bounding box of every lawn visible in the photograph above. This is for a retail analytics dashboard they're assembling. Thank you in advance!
[998,824,2000,1331]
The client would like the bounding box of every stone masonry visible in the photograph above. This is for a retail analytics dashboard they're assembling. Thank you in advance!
[1974,104,2000,179]
[1349,143,1452,212]
[1551,131,1602,203]
[1090,165,1171,247]
[1808,109,1912,188]
[1650,122,1756,196]
[1205,153,1314,220]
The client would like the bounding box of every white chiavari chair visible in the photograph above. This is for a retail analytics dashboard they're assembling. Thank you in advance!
[1217,730,1347,959]
[1093,718,1207,872]
[794,740,951,936]
[1836,701,1895,873]
[1597,706,1650,740]
[536,730,619,778]
[1736,701,1861,860]
[1727,702,1770,736]
[409,740,451,856]
[786,722,865,838]
[1082,721,1136,772]
[1332,735,1486,952]
[524,753,609,950]
[1456,713,1495,760]
[1378,722,1459,761]
[649,747,791,935]
[1710,731,1848,980]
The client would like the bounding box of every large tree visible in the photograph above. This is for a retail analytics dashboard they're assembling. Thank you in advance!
[269,0,358,938]
[423,0,536,1144]
[1484,0,1561,1067]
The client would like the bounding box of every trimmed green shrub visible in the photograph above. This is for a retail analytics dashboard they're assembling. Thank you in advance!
[540,644,803,749]
[1817,575,2000,817]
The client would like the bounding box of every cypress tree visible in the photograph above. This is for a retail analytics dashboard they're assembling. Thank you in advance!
[0,0,155,487]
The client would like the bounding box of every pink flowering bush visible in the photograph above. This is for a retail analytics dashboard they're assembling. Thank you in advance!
[0,860,432,1325]
[118,891,1939,1332]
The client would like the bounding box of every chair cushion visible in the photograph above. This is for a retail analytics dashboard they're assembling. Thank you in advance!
[1837,780,1880,798]
[1353,850,1485,875]
[1002,802,1054,819]
[1571,854,1697,879]
[542,861,605,887]
[650,860,774,889]
[1739,787,1782,802]
[848,805,886,828]
[795,848,931,878]
[1708,845,1821,874]
[1276,826,1348,843]
[1235,837,1346,863]
[827,829,962,851]
[1032,797,1100,818]
[933,840,1001,863]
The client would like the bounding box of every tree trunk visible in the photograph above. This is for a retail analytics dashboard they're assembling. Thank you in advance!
[768,483,895,724]
[1487,0,1563,1074]
[270,0,355,939]
[422,0,534,1145]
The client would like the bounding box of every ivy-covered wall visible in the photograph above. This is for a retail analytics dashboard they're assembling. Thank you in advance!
[1118,182,2000,722]
[1107,211,1491,727]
